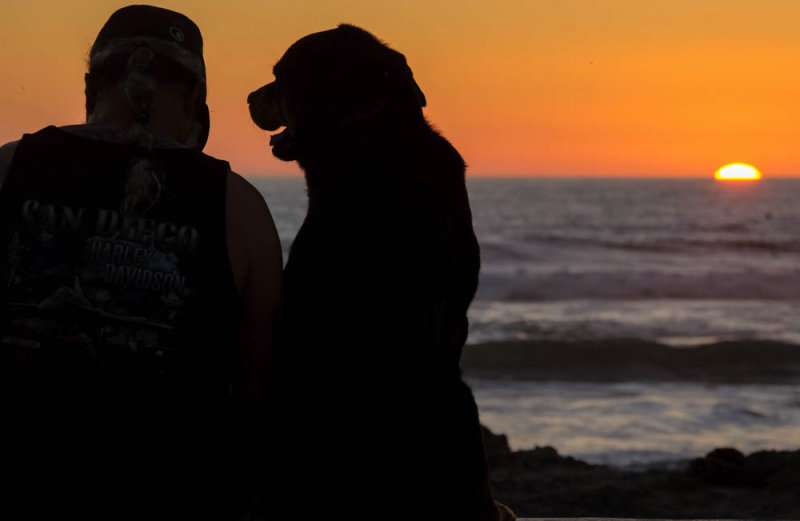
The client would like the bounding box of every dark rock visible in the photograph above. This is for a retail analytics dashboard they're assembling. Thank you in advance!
[745,449,800,492]
[688,447,763,488]
[489,443,800,519]
[481,425,511,468]
[515,445,590,469]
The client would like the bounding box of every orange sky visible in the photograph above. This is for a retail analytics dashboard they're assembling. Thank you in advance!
[1,0,799,177]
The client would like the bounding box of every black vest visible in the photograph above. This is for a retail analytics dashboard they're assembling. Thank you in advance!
[0,126,240,420]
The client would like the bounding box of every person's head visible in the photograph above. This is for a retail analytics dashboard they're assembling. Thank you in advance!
[85,5,210,149]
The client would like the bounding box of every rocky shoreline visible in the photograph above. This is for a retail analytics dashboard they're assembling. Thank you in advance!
[464,339,800,517]
[483,427,800,519]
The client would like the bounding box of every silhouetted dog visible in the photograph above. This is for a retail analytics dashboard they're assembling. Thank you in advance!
[249,25,507,521]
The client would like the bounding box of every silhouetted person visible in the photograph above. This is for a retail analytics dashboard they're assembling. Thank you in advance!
[0,6,281,518]
[249,25,513,520]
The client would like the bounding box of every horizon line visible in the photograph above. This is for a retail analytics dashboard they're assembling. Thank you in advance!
[243,173,800,179]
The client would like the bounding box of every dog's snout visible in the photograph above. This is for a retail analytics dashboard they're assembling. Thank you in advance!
[248,83,286,132]
[248,83,275,106]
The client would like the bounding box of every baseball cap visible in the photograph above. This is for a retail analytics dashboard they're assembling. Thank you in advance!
[90,5,210,149]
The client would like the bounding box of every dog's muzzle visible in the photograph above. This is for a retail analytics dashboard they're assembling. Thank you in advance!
[248,82,297,161]
[247,82,285,131]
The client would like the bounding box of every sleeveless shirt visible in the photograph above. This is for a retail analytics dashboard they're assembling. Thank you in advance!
[0,126,241,422]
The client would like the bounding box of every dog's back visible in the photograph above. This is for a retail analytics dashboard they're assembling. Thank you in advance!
[267,127,493,520]
[279,125,478,360]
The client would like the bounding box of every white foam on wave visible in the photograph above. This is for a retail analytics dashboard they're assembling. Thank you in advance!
[467,299,800,346]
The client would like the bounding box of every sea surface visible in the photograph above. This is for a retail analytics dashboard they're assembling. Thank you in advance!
[250,177,800,466]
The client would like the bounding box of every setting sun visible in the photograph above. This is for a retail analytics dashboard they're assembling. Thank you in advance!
[715,163,762,181]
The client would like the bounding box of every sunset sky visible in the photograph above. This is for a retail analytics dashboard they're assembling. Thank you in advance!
[1,0,799,177]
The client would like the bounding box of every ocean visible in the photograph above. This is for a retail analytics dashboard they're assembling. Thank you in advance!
[250,177,800,466]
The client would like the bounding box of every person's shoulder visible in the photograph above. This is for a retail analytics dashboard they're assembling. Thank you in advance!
[224,169,282,296]
[0,140,20,161]
[226,170,269,211]
[0,140,21,191]
[225,170,281,257]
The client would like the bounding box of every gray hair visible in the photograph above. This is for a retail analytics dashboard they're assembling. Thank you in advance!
[87,38,205,218]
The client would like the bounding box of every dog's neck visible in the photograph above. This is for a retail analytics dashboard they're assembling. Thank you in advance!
[303,129,463,219]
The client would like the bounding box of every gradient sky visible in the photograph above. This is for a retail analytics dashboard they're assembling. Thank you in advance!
[1,0,799,177]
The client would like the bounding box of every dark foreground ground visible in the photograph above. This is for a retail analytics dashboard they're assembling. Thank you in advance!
[483,427,800,519]
[463,339,800,518]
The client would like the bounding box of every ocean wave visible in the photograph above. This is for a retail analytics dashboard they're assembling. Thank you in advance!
[476,268,800,301]
[513,233,800,254]
[461,339,800,384]
[467,299,800,346]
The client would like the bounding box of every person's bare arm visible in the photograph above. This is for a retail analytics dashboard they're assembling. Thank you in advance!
[0,141,20,192]
[226,171,283,424]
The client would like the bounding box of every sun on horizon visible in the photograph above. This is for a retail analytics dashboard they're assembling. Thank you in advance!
[715,163,762,181]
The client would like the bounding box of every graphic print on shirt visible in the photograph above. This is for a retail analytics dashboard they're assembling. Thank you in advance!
[3,197,202,381]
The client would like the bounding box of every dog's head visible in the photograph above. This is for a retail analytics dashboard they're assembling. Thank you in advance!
[247,24,427,163]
